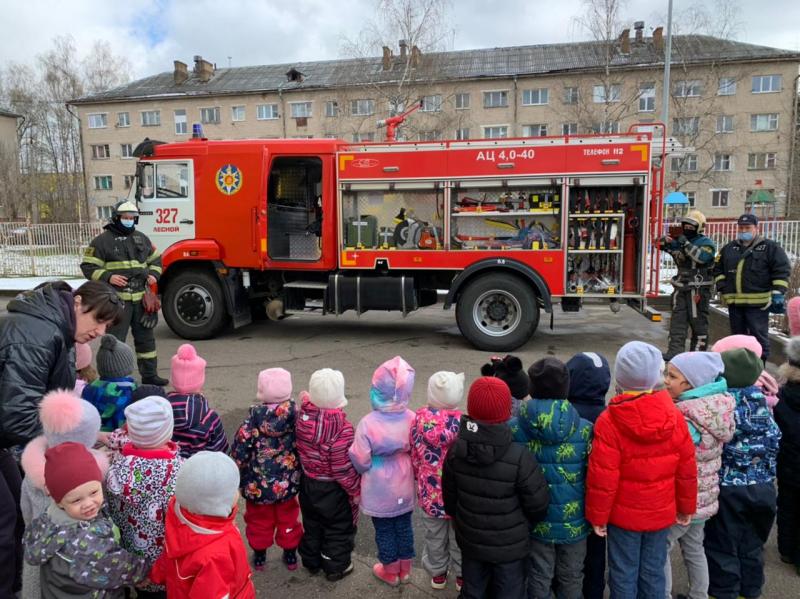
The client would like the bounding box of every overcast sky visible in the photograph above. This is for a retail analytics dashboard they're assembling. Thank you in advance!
[2,0,799,80]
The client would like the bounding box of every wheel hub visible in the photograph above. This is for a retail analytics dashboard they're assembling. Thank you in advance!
[473,289,522,337]
[486,300,509,321]
[175,285,213,325]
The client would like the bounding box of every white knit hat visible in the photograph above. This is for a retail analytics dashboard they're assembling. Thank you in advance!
[308,368,348,409]
[427,371,465,409]
[124,396,174,449]
[175,451,240,518]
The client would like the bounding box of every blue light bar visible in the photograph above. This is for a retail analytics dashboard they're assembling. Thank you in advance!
[192,123,204,139]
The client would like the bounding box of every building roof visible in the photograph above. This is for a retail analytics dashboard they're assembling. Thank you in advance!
[71,35,800,105]
[0,107,22,118]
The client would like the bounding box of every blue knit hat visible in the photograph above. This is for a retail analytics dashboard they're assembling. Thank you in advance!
[670,352,724,389]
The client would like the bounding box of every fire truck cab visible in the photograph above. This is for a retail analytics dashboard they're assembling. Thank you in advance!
[131,126,665,351]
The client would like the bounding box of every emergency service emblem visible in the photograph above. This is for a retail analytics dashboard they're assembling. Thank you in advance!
[216,164,243,195]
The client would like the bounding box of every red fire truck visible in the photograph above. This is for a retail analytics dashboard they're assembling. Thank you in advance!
[130,124,665,351]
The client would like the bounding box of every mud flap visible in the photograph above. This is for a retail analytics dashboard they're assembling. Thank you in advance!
[216,265,252,329]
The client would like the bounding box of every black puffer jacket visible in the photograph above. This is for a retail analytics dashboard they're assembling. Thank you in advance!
[0,282,76,448]
[442,416,549,563]
[776,363,800,486]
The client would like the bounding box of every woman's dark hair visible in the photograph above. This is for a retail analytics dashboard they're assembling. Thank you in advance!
[73,281,124,324]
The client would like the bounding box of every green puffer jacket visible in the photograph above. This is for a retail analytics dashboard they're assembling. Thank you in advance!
[511,399,593,544]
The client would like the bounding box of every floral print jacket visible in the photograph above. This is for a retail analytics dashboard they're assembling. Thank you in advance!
[231,399,301,504]
[410,406,461,518]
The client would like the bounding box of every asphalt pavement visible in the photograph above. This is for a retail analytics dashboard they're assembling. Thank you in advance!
[5,297,796,597]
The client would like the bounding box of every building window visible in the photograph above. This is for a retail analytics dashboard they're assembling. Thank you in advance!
[87,113,107,129]
[418,130,441,141]
[483,91,508,108]
[639,82,656,112]
[116,112,130,127]
[752,75,782,93]
[673,117,700,135]
[455,127,470,140]
[716,115,734,134]
[718,77,737,96]
[671,154,698,173]
[120,143,133,159]
[483,125,509,139]
[421,95,443,112]
[522,124,548,137]
[174,109,187,134]
[748,152,777,170]
[713,153,733,171]
[563,87,579,105]
[141,110,161,127]
[257,104,279,120]
[351,99,375,116]
[231,105,246,122]
[352,132,375,142]
[325,101,339,117]
[562,122,578,135]
[521,88,549,106]
[592,84,621,103]
[96,205,114,220]
[90,144,110,160]
[685,191,696,207]
[455,92,470,109]
[123,175,135,189]
[674,80,702,97]
[751,113,779,132]
[711,189,729,208]
[591,121,620,134]
[93,175,112,190]
[290,102,312,118]
[199,107,220,124]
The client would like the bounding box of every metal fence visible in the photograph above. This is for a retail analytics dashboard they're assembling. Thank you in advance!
[0,222,104,277]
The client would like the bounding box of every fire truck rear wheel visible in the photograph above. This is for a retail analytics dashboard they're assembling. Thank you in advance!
[163,270,229,340]
[456,273,539,351]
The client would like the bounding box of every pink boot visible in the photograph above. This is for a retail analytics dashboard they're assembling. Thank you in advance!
[398,559,413,584]
[372,561,400,587]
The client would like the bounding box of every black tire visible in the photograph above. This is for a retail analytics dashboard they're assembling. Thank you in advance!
[162,269,229,340]
[455,272,540,351]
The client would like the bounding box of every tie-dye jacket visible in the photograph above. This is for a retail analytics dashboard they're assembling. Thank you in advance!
[720,384,782,486]
[511,399,592,544]
[410,406,462,518]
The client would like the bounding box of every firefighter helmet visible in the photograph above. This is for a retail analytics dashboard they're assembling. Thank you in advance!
[114,201,139,215]
[681,210,706,231]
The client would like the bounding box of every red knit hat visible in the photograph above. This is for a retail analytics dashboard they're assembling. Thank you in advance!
[44,442,103,503]
[467,376,512,424]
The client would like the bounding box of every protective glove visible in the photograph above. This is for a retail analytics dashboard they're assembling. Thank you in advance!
[677,235,688,245]
[769,292,785,314]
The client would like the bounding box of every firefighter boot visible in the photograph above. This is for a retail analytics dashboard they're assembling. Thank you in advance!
[140,359,168,386]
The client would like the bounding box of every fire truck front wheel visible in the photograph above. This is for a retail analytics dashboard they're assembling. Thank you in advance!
[456,273,539,351]
[162,270,229,340]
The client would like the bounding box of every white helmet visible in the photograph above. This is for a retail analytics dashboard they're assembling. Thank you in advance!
[680,209,706,231]
[115,200,139,215]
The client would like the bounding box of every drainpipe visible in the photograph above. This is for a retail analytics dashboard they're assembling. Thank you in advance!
[512,75,518,137]
[787,74,800,218]
[278,84,287,138]
[66,103,88,224]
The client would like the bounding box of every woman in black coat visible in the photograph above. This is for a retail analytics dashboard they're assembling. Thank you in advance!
[0,280,122,596]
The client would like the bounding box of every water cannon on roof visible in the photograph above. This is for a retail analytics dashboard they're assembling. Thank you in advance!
[376,100,423,142]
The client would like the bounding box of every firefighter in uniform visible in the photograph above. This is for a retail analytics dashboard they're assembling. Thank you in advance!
[80,201,168,385]
[713,213,790,362]
[660,210,717,360]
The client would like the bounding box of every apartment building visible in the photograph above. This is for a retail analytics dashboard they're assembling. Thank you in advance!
[70,27,800,221]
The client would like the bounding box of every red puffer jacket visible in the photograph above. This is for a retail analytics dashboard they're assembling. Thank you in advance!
[585,389,697,531]
[150,497,255,599]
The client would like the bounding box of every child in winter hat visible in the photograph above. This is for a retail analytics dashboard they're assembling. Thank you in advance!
[150,451,256,599]
[663,352,735,599]
[73,342,97,396]
[106,396,183,596]
[296,368,361,581]
[442,376,550,598]
[512,358,592,599]
[586,341,697,598]
[482,355,529,418]
[350,356,417,586]
[775,299,800,573]
[711,334,779,408]
[167,343,228,457]
[20,389,109,526]
[231,367,303,572]
[410,371,465,590]
[82,334,138,431]
[705,348,781,599]
[24,442,148,597]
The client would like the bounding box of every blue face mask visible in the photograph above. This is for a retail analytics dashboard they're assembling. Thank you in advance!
[738,232,754,242]
[119,219,135,229]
